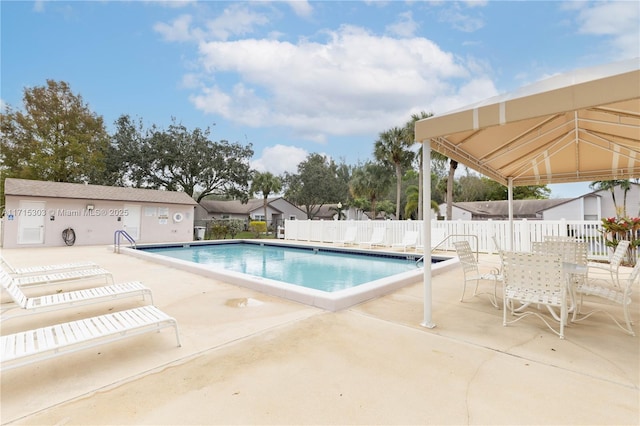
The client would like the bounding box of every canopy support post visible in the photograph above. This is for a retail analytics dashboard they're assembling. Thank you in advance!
[421,139,435,328]
[508,178,514,251]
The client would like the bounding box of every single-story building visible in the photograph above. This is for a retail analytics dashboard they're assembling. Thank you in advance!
[542,183,640,220]
[196,197,306,229]
[440,183,640,221]
[441,199,571,220]
[2,178,198,248]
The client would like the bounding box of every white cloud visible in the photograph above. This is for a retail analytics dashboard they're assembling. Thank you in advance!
[385,11,418,38]
[204,4,270,41]
[574,2,640,59]
[154,5,268,42]
[251,145,309,175]
[151,0,197,8]
[154,14,197,42]
[188,25,495,143]
[33,1,45,13]
[286,0,313,18]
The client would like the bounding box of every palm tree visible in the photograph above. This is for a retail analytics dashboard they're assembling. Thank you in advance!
[349,162,392,220]
[250,171,282,230]
[404,111,433,220]
[374,127,415,219]
[590,180,631,217]
[405,184,440,219]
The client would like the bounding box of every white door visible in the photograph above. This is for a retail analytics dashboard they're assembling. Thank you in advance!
[122,204,141,240]
[18,201,45,244]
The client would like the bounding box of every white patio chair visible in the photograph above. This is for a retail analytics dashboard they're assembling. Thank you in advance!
[572,257,639,336]
[544,236,578,243]
[502,251,568,339]
[587,240,630,289]
[391,231,418,252]
[453,240,501,308]
[359,227,386,249]
[334,226,357,246]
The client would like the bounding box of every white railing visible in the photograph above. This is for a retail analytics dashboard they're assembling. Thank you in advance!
[283,219,612,261]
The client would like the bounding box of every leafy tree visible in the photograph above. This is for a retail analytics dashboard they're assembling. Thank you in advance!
[456,174,494,202]
[452,173,551,202]
[349,161,393,219]
[0,79,110,197]
[376,199,396,219]
[283,153,347,219]
[374,126,415,219]
[250,171,283,230]
[513,185,551,200]
[111,118,253,202]
[107,115,149,187]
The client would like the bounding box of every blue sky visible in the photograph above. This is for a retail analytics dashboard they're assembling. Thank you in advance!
[2,1,639,198]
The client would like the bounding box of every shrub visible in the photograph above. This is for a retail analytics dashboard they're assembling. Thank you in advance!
[248,221,267,238]
[210,221,229,240]
[227,219,244,238]
[600,216,640,265]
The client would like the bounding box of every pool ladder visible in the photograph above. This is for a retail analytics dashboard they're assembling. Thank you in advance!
[114,230,136,253]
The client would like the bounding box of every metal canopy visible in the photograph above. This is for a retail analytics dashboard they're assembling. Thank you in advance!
[415,58,640,187]
[415,58,640,329]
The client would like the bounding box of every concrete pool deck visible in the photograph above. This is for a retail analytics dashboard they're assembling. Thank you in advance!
[1,243,638,425]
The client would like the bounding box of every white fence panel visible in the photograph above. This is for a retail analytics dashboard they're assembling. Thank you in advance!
[284,219,610,261]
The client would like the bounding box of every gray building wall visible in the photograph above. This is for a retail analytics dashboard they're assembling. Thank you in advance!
[3,196,195,248]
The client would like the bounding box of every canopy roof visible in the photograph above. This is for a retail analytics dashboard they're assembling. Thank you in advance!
[415,58,640,186]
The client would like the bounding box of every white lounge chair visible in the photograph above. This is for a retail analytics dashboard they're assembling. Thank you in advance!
[392,231,418,252]
[0,255,99,276]
[359,227,386,249]
[1,305,181,371]
[1,269,153,323]
[0,264,113,288]
[335,227,357,246]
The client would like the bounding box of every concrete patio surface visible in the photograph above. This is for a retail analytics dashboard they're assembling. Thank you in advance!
[1,243,638,425]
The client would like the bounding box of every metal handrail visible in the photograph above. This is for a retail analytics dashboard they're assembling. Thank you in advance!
[416,234,479,265]
[114,230,136,253]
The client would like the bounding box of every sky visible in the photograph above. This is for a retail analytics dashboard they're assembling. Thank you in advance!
[2,0,639,199]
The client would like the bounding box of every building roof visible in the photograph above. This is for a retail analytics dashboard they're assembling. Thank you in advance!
[452,199,572,218]
[199,198,283,215]
[4,178,198,205]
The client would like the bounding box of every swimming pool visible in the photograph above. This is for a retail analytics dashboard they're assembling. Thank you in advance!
[123,240,458,311]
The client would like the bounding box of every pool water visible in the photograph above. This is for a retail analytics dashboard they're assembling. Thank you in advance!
[142,242,421,292]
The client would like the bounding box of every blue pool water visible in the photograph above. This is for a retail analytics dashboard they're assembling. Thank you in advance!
[140,242,425,292]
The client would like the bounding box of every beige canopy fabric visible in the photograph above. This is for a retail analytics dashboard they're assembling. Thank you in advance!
[415,58,639,329]
[415,58,640,186]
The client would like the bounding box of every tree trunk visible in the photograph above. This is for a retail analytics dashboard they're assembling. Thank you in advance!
[395,163,402,219]
[446,160,458,220]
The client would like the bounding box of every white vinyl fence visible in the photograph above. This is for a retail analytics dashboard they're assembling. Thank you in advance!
[283,219,613,261]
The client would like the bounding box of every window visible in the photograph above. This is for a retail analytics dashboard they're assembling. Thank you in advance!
[254,215,265,221]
